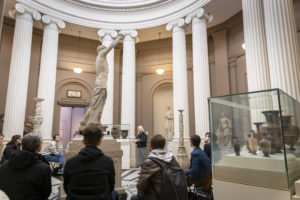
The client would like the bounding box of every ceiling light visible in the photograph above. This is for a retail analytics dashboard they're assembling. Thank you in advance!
[73,67,82,74]
[242,43,246,50]
[156,68,164,75]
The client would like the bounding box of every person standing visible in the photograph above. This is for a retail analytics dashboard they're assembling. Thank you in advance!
[203,132,211,160]
[63,126,118,200]
[0,133,52,200]
[134,126,148,167]
[0,134,21,165]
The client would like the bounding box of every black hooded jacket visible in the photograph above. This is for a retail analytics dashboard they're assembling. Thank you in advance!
[0,141,21,165]
[63,145,115,200]
[0,150,52,200]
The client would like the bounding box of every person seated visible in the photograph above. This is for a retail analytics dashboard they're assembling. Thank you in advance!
[42,134,65,169]
[203,132,211,160]
[0,133,52,200]
[63,126,119,200]
[0,134,22,165]
[186,135,212,191]
[131,134,182,200]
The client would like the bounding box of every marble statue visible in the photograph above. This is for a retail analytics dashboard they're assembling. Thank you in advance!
[216,113,232,147]
[80,35,122,130]
[165,106,174,138]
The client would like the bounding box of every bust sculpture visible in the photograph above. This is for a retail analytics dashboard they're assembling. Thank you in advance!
[80,35,122,131]
[165,106,174,138]
[216,112,232,147]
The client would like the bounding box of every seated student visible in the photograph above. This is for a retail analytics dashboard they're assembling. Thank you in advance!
[63,126,118,200]
[186,135,212,191]
[0,134,22,165]
[203,132,211,160]
[131,134,186,200]
[42,134,65,169]
[0,133,52,200]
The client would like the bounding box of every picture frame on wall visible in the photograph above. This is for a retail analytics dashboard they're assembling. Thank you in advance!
[67,90,82,98]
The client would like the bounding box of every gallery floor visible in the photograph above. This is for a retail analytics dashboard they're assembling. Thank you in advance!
[49,168,141,200]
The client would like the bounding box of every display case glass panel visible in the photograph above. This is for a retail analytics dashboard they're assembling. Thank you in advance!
[208,89,300,190]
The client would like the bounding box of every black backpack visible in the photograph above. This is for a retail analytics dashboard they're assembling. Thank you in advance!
[149,156,188,200]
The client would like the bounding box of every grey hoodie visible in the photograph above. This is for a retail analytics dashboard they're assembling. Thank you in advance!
[148,149,173,163]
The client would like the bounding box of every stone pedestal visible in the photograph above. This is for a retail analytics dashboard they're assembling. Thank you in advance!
[64,135,125,194]
[117,139,130,169]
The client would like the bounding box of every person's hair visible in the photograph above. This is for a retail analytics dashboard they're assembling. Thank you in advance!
[205,132,211,138]
[22,133,43,152]
[151,134,166,149]
[53,134,60,140]
[0,133,4,138]
[190,135,201,147]
[137,125,144,132]
[83,126,104,146]
[11,135,21,144]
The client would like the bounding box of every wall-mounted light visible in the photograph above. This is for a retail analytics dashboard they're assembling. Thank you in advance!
[242,43,246,50]
[156,68,165,75]
[73,67,82,74]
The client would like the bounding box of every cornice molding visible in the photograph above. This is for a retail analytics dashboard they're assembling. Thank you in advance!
[16,0,211,30]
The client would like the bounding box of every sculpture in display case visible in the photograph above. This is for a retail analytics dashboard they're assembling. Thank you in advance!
[233,136,241,156]
[282,115,300,150]
[216,113,232,147]
[248,131,258,155]
[259,133,271,157]
[79,36,122,131]
[165,106,174,138]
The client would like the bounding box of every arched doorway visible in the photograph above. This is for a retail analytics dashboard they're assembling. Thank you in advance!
[152,83,173,137]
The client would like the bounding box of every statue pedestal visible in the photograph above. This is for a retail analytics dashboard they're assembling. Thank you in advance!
[64,135,125,195]
[117,138,130,169]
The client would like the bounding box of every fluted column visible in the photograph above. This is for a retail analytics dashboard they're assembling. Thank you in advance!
[98,29,118,125]
[120,30,138,138]
[186,9,212,138]
[242,0,270,91]
[37,15,65,139]
[3,4,41,139]
[166,19,190,139]
[264,0,300,101]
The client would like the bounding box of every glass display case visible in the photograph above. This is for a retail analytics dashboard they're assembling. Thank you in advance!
[104,124,130,139]
[208,89,300,190]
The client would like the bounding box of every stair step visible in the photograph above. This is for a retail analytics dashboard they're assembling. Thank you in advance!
[295,180,300,195]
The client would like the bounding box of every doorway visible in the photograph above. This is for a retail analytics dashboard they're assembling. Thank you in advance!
[59,107,85,149]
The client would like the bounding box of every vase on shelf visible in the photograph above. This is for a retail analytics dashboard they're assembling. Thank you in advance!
[121,130,128,139]
[233,136,241,156]
[259,133,271,157]
[111,127,120,139]
[282,115,299,150]
[260,110,283,154]
[253,122,264,146]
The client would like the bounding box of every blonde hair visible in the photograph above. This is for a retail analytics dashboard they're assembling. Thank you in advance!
[137,125,144,132]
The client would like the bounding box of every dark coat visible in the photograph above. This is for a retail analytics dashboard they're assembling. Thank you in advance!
[204,142,211,160]
[186,147,212,180]
[137,158,163,200]
[0,142,21,165]
[136,132,147,148]
[63,145,115,200]
[0,150,52,200]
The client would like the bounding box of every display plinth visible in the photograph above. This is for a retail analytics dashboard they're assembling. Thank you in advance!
[214,150,300,190]
[117,139,130,169]
[64,135,125,194]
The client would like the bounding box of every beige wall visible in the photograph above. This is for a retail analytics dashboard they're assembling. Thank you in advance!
[0,3,299,139]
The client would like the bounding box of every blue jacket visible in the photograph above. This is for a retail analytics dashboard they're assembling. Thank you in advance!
[186,147,212,180]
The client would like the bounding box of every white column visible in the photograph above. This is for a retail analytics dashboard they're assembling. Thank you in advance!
[242,0,270,91]
[186,9,212,138]
[37,15,65,139]
[120,30,138,138]
[98,29,118,125]
[264,0,300,101]
[166,19,190,139]
[3,4,41,139]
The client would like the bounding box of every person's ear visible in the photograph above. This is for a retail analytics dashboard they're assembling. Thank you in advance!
[97,140,102,146]
[82,139,85,145]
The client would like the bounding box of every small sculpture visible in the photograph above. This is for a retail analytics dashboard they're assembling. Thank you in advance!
[165,106,174,138]
[80,35,123,131]
[246,134,251,153]
[121,130,128,139]
[233,136,241,156]
[111,127,120,139]
[249,131,258,155]
[216,113,232,147]
[260,133,271,157]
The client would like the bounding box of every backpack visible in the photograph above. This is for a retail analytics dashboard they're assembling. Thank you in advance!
[149,156,188,200]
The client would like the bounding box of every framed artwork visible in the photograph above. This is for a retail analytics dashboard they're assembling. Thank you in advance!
[67,90,82,98]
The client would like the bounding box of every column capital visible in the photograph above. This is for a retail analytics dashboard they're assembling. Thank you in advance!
[9,3,41,21]
[98,29,118,41]
[42,15,66,30]
[119,30,139,42]
[185,8,213,24]
[166,18,185,31]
